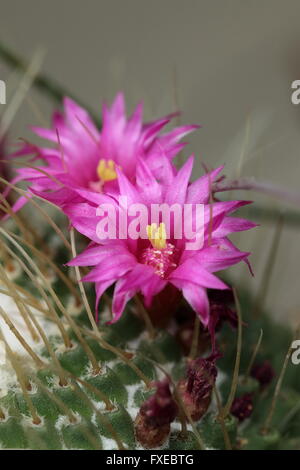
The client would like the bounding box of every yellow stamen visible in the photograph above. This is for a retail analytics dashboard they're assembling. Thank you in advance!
[97,159,118,182]
[146,223,167,250]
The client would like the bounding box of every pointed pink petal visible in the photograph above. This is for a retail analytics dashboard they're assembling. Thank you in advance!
[192,244,251,272]
[182,284,210,326]
[204,200,252,236]
[31,126,58,142]
[110,92,126,122]
[126,102,143,138]
[213,217,258,237]
[110,264,156,323]
[116,168,141,205]
[219,237,254,276]
[63,97,99,136]
[30,187,80,206]
[141,275,167,308]
[117,264,155,294]
[187,166,224,204]
[67,245,130,267]
[170,278,210,326]
[81,254,136,283]
[110,279,133,323]
[165,155,194,205]
[158,124,200,148]
[135,158,161,203]
[95,279,115,322]
[142,118,170,147]
[169,258,228,290]
[3,195,29,218]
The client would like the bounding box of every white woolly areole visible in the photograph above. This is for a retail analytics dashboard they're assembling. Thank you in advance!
[0,288,61,396]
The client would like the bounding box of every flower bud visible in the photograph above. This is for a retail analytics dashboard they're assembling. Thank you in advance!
[135,380,178,448]
[231,393,254,422]
[177,355,218,421]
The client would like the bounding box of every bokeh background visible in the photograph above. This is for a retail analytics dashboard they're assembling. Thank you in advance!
[0,0,299,326]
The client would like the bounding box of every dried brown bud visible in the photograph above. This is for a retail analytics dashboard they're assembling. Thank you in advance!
[134,380,178,448]
[177,355,218,421]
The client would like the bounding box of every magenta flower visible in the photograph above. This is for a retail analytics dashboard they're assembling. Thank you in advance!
[67,156,256,325]
[7,93,197,213]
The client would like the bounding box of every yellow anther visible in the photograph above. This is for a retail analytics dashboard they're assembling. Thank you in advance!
[97,159,118,182]
[146,222,167,250]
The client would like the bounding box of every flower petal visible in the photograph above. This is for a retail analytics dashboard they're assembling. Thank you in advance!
[169,258,228,290]
[187,166,224,204]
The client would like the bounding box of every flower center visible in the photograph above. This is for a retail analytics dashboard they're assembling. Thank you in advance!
[97,159,118,182]
[141,223,177,278]
[147,223,167,250]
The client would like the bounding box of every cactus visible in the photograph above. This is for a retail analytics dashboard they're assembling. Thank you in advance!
[0,211,299,451]
[0,43,299,450]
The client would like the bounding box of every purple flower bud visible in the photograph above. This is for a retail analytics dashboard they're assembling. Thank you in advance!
[251,360,275,388]
[231,393,254,422]
[140,380,178,426]
[187,356,218,404]
[135,380,178,448]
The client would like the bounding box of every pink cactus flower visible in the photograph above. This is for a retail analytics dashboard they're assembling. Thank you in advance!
[7,93,197,213]
[66,156,256,325]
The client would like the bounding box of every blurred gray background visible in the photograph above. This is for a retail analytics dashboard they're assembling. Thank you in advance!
[0,0,299,326]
